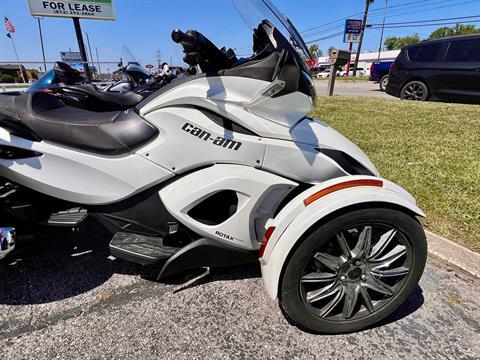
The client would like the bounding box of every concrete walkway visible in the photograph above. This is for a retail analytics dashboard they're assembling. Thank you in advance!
[315,79,398,100]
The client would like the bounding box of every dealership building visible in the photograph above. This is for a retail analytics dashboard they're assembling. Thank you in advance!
[316,49,401,70]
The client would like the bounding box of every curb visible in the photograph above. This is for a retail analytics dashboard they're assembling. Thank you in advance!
[426,230,480,279]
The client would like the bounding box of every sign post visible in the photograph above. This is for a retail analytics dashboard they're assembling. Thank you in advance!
[72,17,91,81]
[27,0,115,82]
[343,19,362,77]
[327,49,351,96]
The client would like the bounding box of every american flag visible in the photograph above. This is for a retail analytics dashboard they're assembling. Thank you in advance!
[4,17,15,34]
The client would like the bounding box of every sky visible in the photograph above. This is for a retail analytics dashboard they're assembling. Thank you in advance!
[1,0,479,71]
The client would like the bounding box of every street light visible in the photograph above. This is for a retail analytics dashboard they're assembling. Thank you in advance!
[377,0,388,62]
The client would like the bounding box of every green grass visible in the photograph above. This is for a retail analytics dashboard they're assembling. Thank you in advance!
[1,84,28,89]
[311,96,480,252]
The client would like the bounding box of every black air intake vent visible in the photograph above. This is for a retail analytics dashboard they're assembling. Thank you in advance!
[316,148,374,176]
[188,190,238,225]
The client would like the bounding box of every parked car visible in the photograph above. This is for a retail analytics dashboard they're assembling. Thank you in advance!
[369,61,394,91]
[339,67,367,77]
[386,34,480,103]
[308,65,322,77]
[315,68,340,79]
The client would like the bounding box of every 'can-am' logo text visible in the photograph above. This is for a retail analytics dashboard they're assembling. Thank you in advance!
[182,123,242,151]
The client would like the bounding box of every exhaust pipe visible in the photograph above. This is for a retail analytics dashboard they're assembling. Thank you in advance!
[0,227,15,260]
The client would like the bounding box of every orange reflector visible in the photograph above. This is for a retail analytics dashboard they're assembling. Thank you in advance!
[303,179,383,206]
[259,226,276,258]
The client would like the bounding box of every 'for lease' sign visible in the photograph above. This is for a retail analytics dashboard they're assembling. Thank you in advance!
[28,0,115,20]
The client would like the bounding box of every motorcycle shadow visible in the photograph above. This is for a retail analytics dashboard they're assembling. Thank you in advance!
[166,264,425,332]
[0,232,143,305]
[0,233,424,331]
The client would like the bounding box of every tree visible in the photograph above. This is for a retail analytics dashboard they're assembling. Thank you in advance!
[384,34,421,50]
[428,24,480,39]
[328,46,335,56]
[308,43,323,58]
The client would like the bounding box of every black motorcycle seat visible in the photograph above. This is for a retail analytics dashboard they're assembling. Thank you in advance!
[0,92,157,155]
[62,84,143,110]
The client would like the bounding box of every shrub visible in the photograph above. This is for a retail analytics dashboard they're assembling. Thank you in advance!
[0,74,16,83]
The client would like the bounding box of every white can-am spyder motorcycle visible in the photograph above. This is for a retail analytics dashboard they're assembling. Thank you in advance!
[0,0,426,333]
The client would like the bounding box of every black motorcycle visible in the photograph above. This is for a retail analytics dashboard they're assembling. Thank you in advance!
[26,61,178,112]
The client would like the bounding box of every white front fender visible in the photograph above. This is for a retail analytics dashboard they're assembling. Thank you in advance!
[260,175,424,300]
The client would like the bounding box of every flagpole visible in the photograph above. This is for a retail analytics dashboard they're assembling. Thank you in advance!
[9,34,26,83]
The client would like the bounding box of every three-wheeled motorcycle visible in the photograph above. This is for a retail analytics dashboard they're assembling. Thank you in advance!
[0,0,426,333]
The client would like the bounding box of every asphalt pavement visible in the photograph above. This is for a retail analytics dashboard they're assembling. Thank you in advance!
[0,234,479,359]
[315,79,398,99]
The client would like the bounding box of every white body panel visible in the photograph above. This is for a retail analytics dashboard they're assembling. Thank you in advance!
[0,128,173,204]
[139,106,266,173]
[259,175,424,299]
[291,118,378,176]
[160,164,297,250]
[139,76,312,140]
[0,74,378,204]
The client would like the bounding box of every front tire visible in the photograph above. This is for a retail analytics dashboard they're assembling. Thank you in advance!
[379,75,389,92]
[280,208,427,334]
[400,80,428,101]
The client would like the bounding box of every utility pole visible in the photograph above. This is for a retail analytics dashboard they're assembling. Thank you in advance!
[353,0,374,76]
[377,0,387,61]
[36,17,47,72]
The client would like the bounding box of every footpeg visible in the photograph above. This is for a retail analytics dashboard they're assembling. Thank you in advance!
[0,182,17,199]
[109,232,181,266]
[48,207,88,226]
[0,227,15,260]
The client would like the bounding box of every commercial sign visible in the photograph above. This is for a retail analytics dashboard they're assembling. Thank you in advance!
[60,51,82,63]
[28,0,115,20]
[344,19,362,43]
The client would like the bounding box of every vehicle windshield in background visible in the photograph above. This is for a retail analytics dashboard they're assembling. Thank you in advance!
[121,46,141,66]
[25,69,55,93]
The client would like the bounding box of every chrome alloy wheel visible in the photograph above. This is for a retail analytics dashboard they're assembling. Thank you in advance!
[299,225,412,320]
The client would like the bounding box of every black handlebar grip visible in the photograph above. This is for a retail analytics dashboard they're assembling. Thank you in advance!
[171,29,195,47]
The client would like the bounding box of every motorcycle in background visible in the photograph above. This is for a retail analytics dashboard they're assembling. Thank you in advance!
[26,49,180,111]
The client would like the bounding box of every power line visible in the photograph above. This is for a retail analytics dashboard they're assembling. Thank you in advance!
[305,31,344,44]
[369,19,480,28]
[370,0,480,23]
[300,0,447,34]
[303,14,480,46]
[302,0,475,39]
[368,15,480,26]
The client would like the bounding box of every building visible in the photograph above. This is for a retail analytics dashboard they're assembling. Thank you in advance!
[315,49,401,70]
[0,64,40,82]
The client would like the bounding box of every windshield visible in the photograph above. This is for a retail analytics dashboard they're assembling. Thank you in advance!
[121,46,141,65]
[25,69,55,93]
[233,0,312,61]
